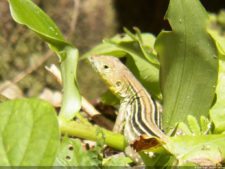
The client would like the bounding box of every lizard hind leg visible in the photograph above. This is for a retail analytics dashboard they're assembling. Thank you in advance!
[125,146,144,165]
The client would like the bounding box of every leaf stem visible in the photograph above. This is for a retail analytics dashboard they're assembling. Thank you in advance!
[59,117,126,151]
[59,47,81,120]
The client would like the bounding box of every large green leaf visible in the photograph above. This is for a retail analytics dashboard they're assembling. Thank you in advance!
[166,135,225,166]
[141,134,225,166]
[0,99,59,166]
[155,0,218,132]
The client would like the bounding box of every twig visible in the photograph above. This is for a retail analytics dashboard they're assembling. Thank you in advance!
[82,97,114,130]
[45,64,62,84]
[81,97,101,116]
[68,0,80,38]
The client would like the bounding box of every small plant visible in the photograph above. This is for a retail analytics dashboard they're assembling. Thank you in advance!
[1,0,225,167]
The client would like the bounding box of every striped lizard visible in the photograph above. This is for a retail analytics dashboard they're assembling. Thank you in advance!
[89,55,168,146]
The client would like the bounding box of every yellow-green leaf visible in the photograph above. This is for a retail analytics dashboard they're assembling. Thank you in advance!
[155,0,218,132]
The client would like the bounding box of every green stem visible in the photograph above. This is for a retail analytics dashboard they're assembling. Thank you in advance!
[59,46,81,120]
[59,118,126,151]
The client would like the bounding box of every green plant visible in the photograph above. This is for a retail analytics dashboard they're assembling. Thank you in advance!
[1,0,225,167]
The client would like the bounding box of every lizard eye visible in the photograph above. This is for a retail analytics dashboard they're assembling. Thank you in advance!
[116,81,121,87]
[103,65,109,69]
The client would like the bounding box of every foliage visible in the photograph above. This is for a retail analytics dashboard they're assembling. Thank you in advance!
[209,29,225,133]
[103,155,132,166]
[155,0,218,132]
[0,99,59,166]
[54,138,100,166]
[9,0,81,120]
[2,0,225,167]
[138,116,223,167]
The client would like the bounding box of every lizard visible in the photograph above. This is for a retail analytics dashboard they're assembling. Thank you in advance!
[89,55,168,144]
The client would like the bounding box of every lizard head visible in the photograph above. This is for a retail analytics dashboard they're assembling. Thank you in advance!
[89,55,130,98]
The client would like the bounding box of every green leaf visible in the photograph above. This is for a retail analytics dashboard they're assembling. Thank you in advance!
[125,55,161,99]
[200,116,211,134]
[174,116,211,135]
[166,135,225,166]
[123,27,159,64]
[54,137,100,166]
[208,30,225,54]
[176,122,192,135]
[140,151,175,167]
[8,0,68,50]
[187,115,201,135]
[209,29,225,133]
[0,99,59,166]
[155,0,218,132]
[81,43,126,60]
[103,154,132,166]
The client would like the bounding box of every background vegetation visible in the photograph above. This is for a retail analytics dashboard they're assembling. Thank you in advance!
[1,0,224,100]
[1,0,225,167]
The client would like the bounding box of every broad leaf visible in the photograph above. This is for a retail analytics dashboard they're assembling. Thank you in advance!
[166,135,225,166]
[141,134,225,166]
[0,99,59,166]
[155,0,218,131]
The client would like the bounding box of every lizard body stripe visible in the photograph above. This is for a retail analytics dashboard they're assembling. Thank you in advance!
[124,78,160,137]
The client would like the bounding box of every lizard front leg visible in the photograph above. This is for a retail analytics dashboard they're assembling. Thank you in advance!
[113,102,143,164]
[112,101,128,133]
